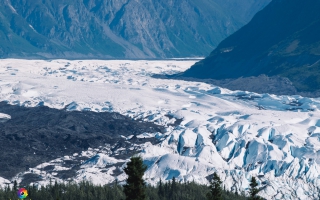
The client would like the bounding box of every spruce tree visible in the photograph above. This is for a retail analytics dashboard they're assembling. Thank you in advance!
[158,179,164,198]
[123,156,147,200]
[249,176,262,200]
[164,181,169,198]
[170,176,177,199]
[13,180,17,191]
[207,172,223,200]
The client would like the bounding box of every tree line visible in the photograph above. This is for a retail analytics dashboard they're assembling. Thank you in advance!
[0,156,263,200]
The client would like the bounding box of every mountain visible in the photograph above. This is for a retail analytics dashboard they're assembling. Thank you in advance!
[0,0,270,59]
[180,0,320,93]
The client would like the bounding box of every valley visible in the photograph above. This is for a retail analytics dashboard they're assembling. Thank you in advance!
[0,59,320,199]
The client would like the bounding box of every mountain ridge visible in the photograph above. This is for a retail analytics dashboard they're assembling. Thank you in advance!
[0,0,271,59]
[180,0,320,93]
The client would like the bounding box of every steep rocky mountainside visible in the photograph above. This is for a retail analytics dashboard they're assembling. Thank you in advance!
[0,0,270,59]
[180,0,320,93]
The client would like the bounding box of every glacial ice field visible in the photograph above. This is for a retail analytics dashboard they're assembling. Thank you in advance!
[1,59,320,199]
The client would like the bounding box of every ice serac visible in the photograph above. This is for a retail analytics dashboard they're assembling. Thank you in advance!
[2,60,320,199]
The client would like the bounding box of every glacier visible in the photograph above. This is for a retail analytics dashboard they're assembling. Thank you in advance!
[1,59,320,199]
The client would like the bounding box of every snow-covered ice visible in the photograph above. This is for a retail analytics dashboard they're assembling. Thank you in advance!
[1,59,320,199]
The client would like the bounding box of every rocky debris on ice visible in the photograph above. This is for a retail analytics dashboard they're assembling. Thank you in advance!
[1,59,320,199]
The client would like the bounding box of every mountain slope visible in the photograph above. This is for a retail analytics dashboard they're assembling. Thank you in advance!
[0,0,270,58]
[181,0,320,92]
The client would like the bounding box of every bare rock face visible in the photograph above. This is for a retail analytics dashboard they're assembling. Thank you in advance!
[0,0,270,59]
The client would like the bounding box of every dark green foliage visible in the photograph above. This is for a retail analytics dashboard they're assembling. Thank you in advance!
[123,156,148,200]
[144,178,247,200]
[0,180,246,200]
[170,177,177,199]
[0,181,121,200]
[158,179,164,198]
[13,180,17,192]
[207,172,223,200]
[248,177,262,200]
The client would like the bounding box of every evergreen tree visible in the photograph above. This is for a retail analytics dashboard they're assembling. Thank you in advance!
[164,181,169,199]
[170,176,177,199]
[0,179,247,200]
[207,172,223,200]
[123,156,147,200]
[249,176,262,200]
[158,179,164,199]
[13,180,17,192]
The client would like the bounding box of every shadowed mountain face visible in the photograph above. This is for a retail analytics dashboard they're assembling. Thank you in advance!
[0,0,270,59]
[0,102,165,179]
[181,0,320,93]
